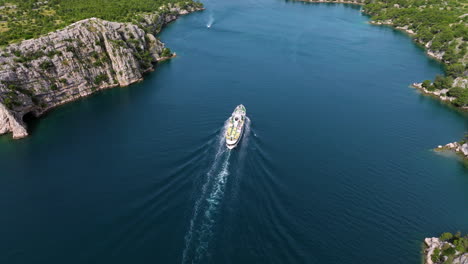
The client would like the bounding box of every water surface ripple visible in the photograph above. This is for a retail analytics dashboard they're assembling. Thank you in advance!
[0,0,468,263]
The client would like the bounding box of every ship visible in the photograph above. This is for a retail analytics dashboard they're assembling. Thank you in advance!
[225,105,247,149]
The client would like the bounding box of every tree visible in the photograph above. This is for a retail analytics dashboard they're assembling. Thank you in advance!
[433,75,453,90]
[416,28,432,43]
[440,232,453,241]
[422,80,432,89]
[161,47,172,57]
[449,88,468,107]
[447,87,465,98]
[442,46,458,64]
[446,64,465,78]
[442,246,456,256]
[431,248,440,263]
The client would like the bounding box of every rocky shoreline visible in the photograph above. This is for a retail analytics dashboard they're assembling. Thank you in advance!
[0,3,203,139]
[299,0,468,158]
[302,0,466,85]
[435,141,468,159]
[412,83,455,103]
[424,235,468,264]
[298,0,363,5]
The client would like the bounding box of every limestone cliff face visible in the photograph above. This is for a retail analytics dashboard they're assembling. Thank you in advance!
[0,4,202,139]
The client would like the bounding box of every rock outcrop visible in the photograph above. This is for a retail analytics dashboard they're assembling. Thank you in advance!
[425,238,443,264]
[436,141,468,157]
[0,3,202,139]
[424,236,468,264]
[412,83,456,102]
[300,0,364,4]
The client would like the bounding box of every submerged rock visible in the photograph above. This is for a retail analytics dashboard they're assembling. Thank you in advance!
[0,3,202,139]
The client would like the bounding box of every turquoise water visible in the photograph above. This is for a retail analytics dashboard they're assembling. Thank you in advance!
[1,1,468,263]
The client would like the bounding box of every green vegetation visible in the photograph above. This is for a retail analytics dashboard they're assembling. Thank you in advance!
[0,81,22,109]
[430,232,468,264]
[433,75,453,90]
[363,0,467,64]
[0,0,203,45]
[161,47,172,57]
[364,0,467,58]
[50,83,58,91]
[359,0,468,108]
[94,73,109,85]
[39,60,54,71]
[422,79,432,89]
[431,248,441,263]
[135,49,153,68]
[448,87,468,106]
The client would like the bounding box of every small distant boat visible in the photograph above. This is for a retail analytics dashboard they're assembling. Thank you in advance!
[225,105,246,149]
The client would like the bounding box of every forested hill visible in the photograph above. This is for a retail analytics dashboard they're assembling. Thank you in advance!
[0,0,203,45]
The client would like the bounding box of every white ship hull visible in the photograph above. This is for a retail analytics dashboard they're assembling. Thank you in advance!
[226,128,244,149]
[225,105,247,149]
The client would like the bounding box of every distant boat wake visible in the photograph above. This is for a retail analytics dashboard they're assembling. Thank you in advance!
[181,120,232,264]
[206,13,214,28]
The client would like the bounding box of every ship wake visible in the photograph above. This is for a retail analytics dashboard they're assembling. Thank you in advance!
[181,121,232,264]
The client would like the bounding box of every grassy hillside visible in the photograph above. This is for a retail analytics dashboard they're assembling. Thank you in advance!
[0,0,202,45]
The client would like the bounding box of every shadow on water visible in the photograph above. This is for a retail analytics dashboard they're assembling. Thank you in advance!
[22,111,41,136]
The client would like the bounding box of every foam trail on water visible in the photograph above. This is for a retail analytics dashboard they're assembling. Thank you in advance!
[227,117,251,202]
[240,117,251,151]
[181,120,231,264]
[194,150,231,262]
[206,12,214,28]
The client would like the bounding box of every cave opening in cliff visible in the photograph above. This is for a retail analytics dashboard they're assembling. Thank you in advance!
[22,111,40,133]
[22,111,37,123]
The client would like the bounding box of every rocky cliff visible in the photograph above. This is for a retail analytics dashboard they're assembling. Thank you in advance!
[0,3,202,139]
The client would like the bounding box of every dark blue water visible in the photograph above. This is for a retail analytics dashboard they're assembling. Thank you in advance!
[1,1,467,263]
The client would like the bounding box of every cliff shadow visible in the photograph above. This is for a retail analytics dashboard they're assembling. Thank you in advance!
[22,111,41,135]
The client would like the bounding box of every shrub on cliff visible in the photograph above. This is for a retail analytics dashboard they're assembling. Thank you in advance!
[442,46,458,64]
[447,87,464,97]
[433,75,453,90]
[447,87,468,107]
[50,84,58,91]
[416,28,433,43]
[94,74,109,85]
[442,245,456,257]
[446,64,466,78]
[440,232,453,241]
[431,248,441,263]
[422,80,432,89]
[161,47,172,57]
[39,60,54,71]
[135,50,153,68]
